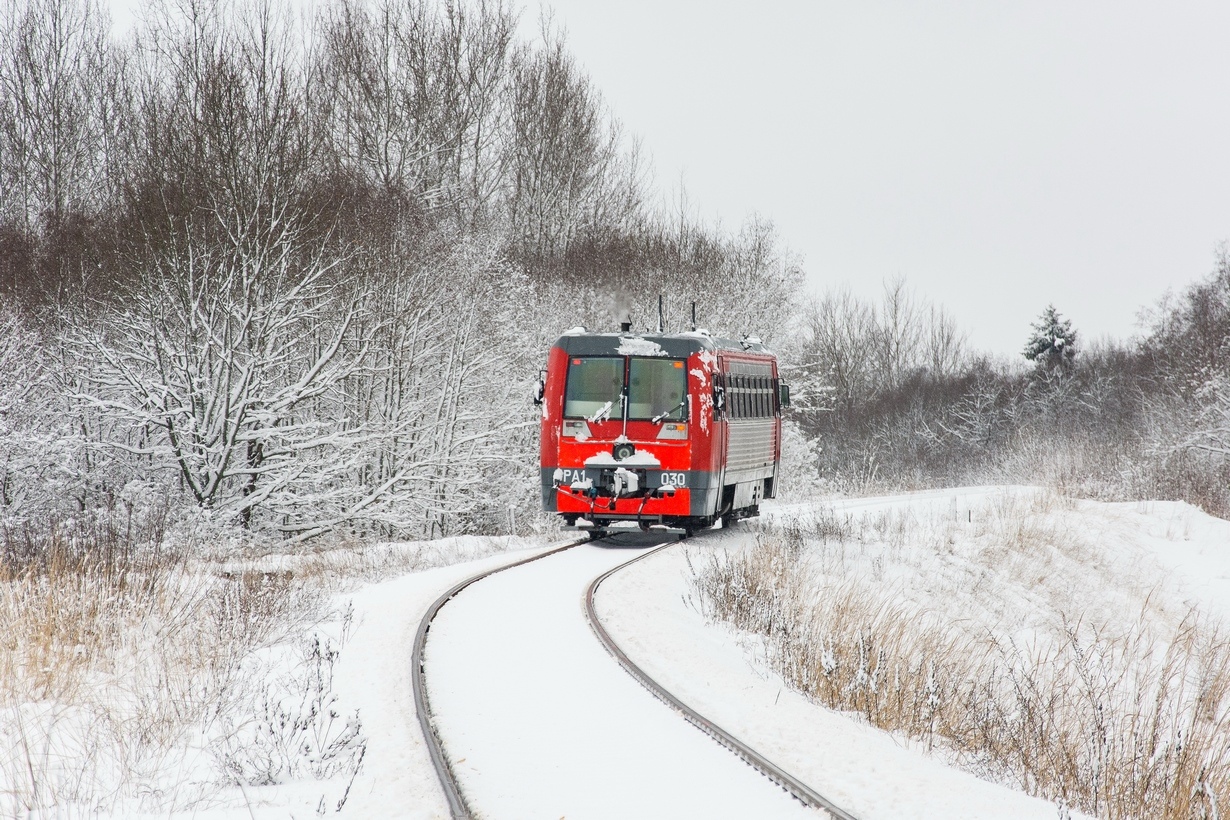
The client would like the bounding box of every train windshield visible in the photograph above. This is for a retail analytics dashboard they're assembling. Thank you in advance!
[563,357,624,419]
[628,358,687,421]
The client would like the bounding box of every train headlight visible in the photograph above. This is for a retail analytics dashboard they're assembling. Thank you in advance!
[613,442,635,461]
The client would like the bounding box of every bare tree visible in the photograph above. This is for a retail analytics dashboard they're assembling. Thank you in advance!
[0,307,53,512]
[874,277,924,388]
[927,304,967,378]
[77,207,370,525]
[0,0,115,231]
[798,288,877,415]
[313,0,516,219]
[504,23,636,261]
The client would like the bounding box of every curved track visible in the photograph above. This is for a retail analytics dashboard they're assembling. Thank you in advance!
[584,541,859,820]
[410,540,583,818]
[412,531,859,819]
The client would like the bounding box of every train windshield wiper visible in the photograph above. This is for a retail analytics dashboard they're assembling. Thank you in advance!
[589,401,614,423]
[651,400,686,424]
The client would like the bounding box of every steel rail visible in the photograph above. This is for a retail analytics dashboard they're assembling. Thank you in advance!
[583,540,862,820]
[411,539,585,819]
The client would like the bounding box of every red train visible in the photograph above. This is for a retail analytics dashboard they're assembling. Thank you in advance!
[536,325,789,536]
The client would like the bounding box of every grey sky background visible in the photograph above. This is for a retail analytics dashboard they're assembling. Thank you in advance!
[107,0,1230,357]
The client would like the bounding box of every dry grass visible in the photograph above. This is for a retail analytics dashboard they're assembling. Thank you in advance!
[0,516,528,816]
[0,518,347,816]
[692,498,1230,819]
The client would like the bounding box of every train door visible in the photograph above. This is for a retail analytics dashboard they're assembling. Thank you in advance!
[714,356,731,520]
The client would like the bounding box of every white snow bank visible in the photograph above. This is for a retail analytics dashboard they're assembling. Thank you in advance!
[87,540,562,820]
[327,546,564,819]
[1098,499,1230,621]
[595,542,1074,820]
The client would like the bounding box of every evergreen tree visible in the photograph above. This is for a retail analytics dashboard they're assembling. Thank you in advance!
[1023,304,1078,370]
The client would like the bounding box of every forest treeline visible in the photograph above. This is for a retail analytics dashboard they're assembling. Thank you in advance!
[3,0,1230,550]
[788,259,1230,518]
[0,0,799,544]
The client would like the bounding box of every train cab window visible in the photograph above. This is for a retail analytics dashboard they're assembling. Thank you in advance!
[564,357,623,419]
[628,358,687,421]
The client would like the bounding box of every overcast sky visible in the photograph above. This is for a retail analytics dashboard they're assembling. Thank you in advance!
[108,1,1230,356]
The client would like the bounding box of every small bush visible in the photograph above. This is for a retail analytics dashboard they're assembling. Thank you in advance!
[215,626,366,802]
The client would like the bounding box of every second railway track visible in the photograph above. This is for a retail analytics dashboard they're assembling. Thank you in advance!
[412,530,859,819]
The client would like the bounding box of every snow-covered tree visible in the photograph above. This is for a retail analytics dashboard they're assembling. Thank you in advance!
[0,308,51,513]
[1023,304,1078,371]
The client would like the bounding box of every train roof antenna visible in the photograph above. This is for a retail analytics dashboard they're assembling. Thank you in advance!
[657,294,665,333]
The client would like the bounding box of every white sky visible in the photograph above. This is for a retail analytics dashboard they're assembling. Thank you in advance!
[106,0,1230,356]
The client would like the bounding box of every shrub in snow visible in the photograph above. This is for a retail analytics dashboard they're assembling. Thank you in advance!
[215,630,366,798]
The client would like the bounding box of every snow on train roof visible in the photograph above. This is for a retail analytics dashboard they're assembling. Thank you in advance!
[554,329,773,357]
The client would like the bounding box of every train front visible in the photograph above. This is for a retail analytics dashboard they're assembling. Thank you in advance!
[537,330,716,534]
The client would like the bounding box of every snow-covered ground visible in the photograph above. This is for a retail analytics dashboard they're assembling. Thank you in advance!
[597,491,1072,820]
[23,488,1230,819]
[426,535,817,819]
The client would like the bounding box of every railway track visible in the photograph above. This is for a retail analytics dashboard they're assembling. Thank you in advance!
[411,531,859,820]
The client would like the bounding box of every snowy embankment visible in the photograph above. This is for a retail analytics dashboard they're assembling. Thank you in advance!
[596,490,1069,819]
[597,487,1230,819]
[1,536,556,820]
[24,489,1229,818]
[424,537,816,819]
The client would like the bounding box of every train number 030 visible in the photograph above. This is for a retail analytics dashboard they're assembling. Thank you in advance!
[660,472,687,487]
